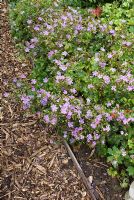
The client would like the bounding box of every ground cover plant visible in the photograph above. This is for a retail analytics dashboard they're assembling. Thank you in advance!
[9,0,134,186]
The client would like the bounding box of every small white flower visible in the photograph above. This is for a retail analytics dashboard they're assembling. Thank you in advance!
[120,131,124,135]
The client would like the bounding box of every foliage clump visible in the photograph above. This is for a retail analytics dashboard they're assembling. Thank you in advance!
[9,0,134,183]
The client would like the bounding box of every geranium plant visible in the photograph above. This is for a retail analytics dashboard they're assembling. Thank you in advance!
[10,0,134,184]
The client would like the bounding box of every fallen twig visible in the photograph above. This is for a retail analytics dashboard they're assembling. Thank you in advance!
[63,139,97,200]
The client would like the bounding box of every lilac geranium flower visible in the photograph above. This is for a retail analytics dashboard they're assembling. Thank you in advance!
[51,117,57,125]
[48,50,55,58]
[31,37,38,43]
[63,131,67,138]
[62,51,68,56]
[63,90,68,94]
[127,86,134,91]
[75,24,83,31]
[87,134,93,142]
[42,30,49,35]
[68,122,73,128]
[34,25,40,31]
[20,74,26,79]
[79,118,84,124]
[70,88,77,94]
[111,86,116,91]
[43,78,48,83]
[27,19,32,24]
[92,71,98,77]
[29,44,35,49]
[99,62,106,68]
[66,77,73,85]
[88,84,94,89]
[85,110,92,118]
[31,79,37,84]
[103,75,110,84]
[3,92,9,97]
[107,53,113,59]
[25,47,30,53]
[38,17,43,21]
[43,115,50,123]
[66,34,71,39]
[59,65,67,71]
[103,125,110,132]
[91,123,97,129]
[109,30,115,35]
[40,97,48,106]
[51,104,58,112]
[60,102,70,114]
[21,95,31,109]
[31,86,35,91]
[94,133,100,140]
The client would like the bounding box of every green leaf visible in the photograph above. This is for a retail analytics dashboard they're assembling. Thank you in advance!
[127,166,134,176]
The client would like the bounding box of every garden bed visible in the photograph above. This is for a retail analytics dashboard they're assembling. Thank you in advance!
[8,0,134,199]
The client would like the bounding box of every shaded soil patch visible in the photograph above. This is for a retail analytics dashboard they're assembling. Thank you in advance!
[72,144,126,200]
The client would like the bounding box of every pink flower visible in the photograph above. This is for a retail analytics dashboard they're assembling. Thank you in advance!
[68,122,73,128]
[79,118,84,124]
[85,110,92,118]
[43,78,48,83]
[63,90,68,94]
[127,86,134,91]
[31,79,37,84]
[51,104,58,112]
[70,88,77,94]
[99,62,106,68]
[106,102,112,107]
[103,125,110,132]
[91,123,97,129]
[62,51,68,56]
[43,30,49,35]
[48,50,55,58]
[29,44,35,49]
[66,34,71,39]
[92,71,99,77]
[87,134,93,142]
[51,117,57,125]
[3,92,9,97]
[66,77,73,85]
[20,74,26,79]
[59,65,67,71]
[60,102,70,114]
[88,84,94,89]
[43,115,50,123]
[34,25,40,31]
[31,86,35,91]
[111,86,116,91]
[25,47,30,52]
[107,53,113,59]
[38,17,43,21]
[103,75,110,84]
[109,30,115,35]
[27,19,32,24]
[31,37,38,43]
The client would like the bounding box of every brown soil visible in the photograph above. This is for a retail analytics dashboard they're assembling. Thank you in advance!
[73,144,126,200]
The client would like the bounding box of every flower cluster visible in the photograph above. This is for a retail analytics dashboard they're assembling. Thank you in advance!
[11,0,134,179]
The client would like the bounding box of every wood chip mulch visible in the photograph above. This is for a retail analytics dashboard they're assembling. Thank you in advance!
[0,1,91,199]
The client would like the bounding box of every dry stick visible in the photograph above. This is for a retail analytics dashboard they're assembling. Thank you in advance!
[63,140,97,200]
